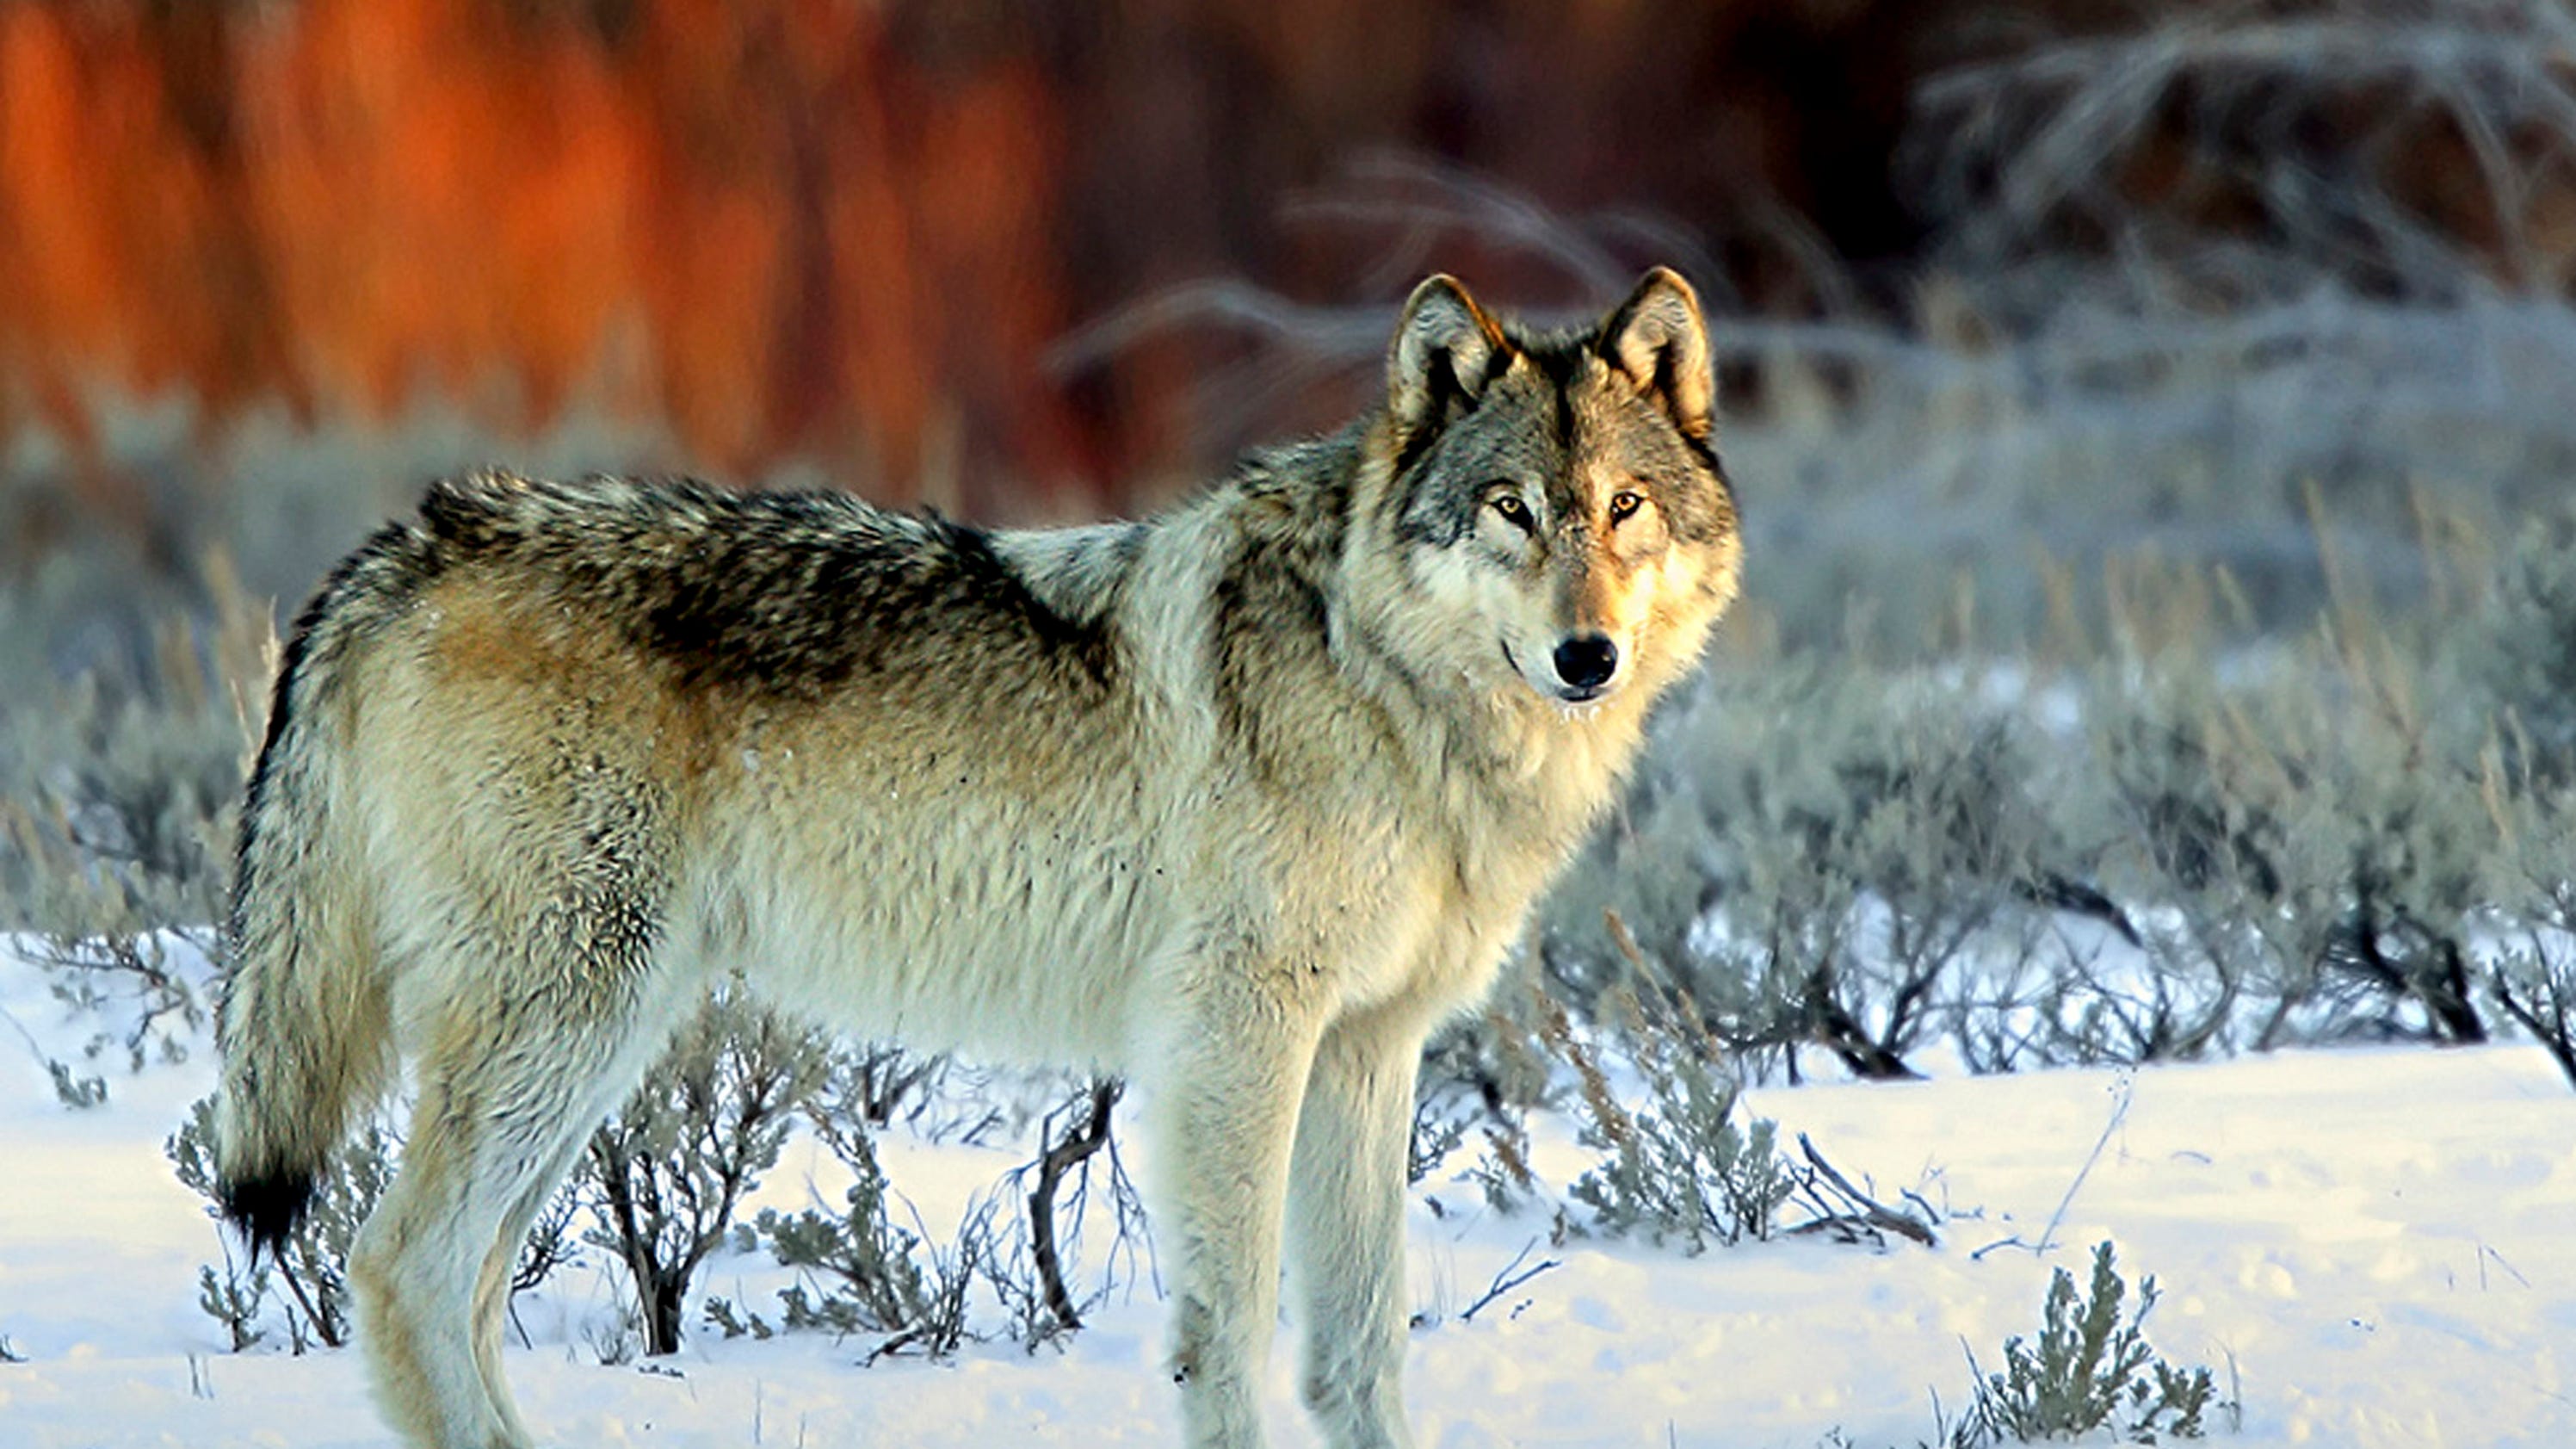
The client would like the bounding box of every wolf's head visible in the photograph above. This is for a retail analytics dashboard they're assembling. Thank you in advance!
[1360,268,1742,714]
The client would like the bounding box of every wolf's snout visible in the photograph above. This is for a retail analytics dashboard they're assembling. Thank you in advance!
[1551,635,1620,693]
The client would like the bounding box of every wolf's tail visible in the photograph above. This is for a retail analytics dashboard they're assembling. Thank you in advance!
[213,524,427,1260]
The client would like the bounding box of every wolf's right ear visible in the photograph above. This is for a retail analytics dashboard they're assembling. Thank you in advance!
[1387,275,1504,433]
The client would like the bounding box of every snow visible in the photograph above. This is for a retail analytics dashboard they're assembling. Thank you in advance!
[3,943,2572,1448]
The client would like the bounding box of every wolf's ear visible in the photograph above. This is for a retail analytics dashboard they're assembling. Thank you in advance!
[1599,267,1715,439]
[1387,275,1504,433]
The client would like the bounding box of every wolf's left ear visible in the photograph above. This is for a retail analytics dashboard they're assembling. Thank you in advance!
[1600,267,1715,439]
[1388,275,1505,433]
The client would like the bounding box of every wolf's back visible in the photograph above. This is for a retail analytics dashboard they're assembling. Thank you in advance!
[213,517,442,1258]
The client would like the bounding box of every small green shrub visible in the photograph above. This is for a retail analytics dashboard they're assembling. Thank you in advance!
[45,1058,108,1110]
[1560,994,1792,1251]
[1955,1241,2222,1446]
[195,1241,269,1353]
[749,1108,981,1361]
[700,1293,775,1341]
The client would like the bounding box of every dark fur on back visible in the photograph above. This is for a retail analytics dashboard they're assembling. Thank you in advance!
[417,473,1121,701]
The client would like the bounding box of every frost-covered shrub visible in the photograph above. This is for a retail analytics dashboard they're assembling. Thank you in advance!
[0,553,269,935]
[2273,702,2489,1049]
[1558,993,1792,1251]
[168,1094,392,1352]
[582,993,830,1356]
[819,1041,948,1133]
[1000,1078,1144,1347]
[170,1090,587,1353]
[26,930,207,1083]
[746,1104,980,1360]
[4,556,260,1106]
[2489,935,2576,1090]
[2468,507,2576,775]
[1547,659,2060,1083]
[1412,964,1559,1201]
[737,1069,1147,1360]
[2476,759,2576,1091]
[2065,601,2497,1060]
[2061,669,2273,1062]
[1405,1096,1471,1186]
[2454,502,2576,1087]
[1955,1241,2223,1446]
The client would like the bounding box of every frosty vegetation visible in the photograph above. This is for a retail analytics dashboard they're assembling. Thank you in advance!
[8,4,2576,1443]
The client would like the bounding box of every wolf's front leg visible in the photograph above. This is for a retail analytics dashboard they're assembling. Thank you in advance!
[1146,971,1328,1449]
[1285,1009,1424,1449]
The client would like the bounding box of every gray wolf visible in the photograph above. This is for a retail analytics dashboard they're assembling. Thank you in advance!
[213,267,1742,1449]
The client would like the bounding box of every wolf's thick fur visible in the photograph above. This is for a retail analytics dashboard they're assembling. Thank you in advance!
[213,269,1740,1448]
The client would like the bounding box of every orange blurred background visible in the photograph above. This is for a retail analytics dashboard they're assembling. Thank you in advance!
[3,0,2564,542]
[0,0,2005,528]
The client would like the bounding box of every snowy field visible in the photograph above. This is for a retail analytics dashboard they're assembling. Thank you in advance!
[3,943,2572,1449]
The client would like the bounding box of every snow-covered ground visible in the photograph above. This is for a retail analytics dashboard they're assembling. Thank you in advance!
[3,944,2571,1448]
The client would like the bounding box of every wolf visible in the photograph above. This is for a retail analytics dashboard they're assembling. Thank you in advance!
[212,267,1741,1449]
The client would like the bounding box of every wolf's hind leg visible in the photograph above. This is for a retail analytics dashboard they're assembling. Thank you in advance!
[1286,1008,1424,1449]
[464,1040,670,1448]
[355,951,693,1449]
[465,1155,574,1449]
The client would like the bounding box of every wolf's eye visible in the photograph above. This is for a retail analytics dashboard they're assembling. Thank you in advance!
[1490,494,1535,531]
[1609,490,1646,524]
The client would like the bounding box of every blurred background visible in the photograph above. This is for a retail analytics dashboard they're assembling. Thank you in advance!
[7,1,2576,990]
[9,0,2574,625]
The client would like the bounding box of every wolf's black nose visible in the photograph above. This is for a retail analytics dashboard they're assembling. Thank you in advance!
[1552,635,1619,690]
